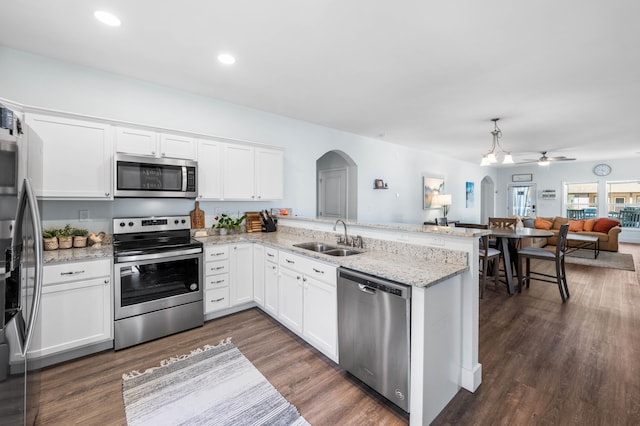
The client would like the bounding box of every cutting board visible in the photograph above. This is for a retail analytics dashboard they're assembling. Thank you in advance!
[189,201,205,229]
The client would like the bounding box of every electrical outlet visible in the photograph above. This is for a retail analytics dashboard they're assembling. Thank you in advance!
[79,210,89,221]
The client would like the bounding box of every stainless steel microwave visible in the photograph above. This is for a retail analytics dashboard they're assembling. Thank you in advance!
[0,139,18,195]
[114,153,197,198]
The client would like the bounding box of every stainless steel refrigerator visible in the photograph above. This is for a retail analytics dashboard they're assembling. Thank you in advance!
[1,178,44,425]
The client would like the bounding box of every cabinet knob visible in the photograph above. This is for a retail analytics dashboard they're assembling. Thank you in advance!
[104,279,109,284]
[161,152,166,157]
[105,192,110,197]
[151,151,156,155]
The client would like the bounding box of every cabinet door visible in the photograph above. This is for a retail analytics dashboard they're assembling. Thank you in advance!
[303,276,338,360]
[255,148,283,200]
[223,144,255,199]
[160,133,197,160]
[197,139,223,199]
[230,243,253,306]
[27,114,112,198]
[28,276,112,358]
[264,261,279,317]
[278,266,304,333]
[253,244,265,307]
[115,126,158,156]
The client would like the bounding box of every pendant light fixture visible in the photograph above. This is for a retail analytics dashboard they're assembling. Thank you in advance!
[480,118,513,166]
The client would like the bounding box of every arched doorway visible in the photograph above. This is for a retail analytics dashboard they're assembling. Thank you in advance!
[316,150,357,220]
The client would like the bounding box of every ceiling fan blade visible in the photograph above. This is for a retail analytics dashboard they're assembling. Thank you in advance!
[546,156,576,161]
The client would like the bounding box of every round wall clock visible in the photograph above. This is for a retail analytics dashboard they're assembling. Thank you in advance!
[593,163,612,176]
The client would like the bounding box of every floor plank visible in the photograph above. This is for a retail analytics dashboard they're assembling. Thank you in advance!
[36,243,640,425]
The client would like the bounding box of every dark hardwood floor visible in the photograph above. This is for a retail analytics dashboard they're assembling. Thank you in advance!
[36,243,640,425]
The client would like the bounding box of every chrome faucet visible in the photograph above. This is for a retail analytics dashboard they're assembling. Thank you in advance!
[333,219,349,245]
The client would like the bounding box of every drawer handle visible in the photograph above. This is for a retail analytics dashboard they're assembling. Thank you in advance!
[60,270,85,276]
[286,259,295,264]
[214,279,225,284]
[312,268,324,274]
[211,297,225,303]
[211,252,225,256]
[267,253,275,257]
[213,266,225,270]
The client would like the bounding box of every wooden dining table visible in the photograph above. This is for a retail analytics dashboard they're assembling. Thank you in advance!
[490,227,555,294]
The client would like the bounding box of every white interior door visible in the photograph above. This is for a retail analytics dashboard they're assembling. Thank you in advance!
[318,168,347,218]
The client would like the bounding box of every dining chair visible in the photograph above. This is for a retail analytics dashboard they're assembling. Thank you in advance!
[517,223,570,302]
[479,234,501,298]
[488,217,517,229]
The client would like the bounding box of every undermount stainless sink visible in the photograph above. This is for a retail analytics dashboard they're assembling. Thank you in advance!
[293,242,338,252]
[323,248,363,256]
[293,242,363,256]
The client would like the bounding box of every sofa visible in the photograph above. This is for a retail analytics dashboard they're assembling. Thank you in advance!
[520,216,622,252]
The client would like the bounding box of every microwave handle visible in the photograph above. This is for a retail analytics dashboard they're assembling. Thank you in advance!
[182,166,187,192]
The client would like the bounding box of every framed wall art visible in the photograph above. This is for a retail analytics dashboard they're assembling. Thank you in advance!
[423,176,444,209]
[512,173,533,182]
[466,181,474,208]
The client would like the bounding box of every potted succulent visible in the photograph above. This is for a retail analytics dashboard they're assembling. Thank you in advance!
[56,224,74,249]
[42,229,59,251]
[72,227,89,248]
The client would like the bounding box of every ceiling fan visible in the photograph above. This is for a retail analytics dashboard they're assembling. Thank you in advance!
[517,151,576,165]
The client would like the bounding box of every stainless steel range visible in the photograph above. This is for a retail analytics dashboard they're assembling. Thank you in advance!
[112,215,203,350]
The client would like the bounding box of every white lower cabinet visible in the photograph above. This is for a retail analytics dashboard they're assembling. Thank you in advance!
[230,243,253,306]
[29,259,112,358]
[278,250,338,360]
[204,246,230,314]
[253,244,265,307]
[264,247,279,317]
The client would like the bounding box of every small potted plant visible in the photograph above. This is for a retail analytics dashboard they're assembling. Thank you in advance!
[214,214,246,235]
[72,227,89,248]
[56,224,74,249]
[43,229,59,251]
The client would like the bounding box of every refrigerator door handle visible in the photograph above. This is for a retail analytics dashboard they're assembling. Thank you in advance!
[12,179,44,357]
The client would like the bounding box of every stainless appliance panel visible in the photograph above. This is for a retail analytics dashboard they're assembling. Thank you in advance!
[337,268,411,412]
[114,252,202,320]
[0,139,18,195]
[114,153,197,198]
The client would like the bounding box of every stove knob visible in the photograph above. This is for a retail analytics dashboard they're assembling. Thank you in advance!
[128,222,134,227]
[181,219,186,224]
[189,283,198,291]
[119,222,125,227]
[174,220,179,224]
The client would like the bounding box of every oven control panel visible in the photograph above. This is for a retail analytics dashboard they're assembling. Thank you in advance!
[113,216,191,234]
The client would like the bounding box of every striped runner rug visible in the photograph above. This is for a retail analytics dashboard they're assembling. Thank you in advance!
[122,338,309,426]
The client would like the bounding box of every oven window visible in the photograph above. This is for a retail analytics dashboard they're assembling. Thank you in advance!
[117,162,183,191]
[119,257,199,306]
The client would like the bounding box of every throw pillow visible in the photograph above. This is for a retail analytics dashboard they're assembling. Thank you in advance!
[568,219,584,232]
[522,217,535,228]
[584,218,596,232]
[593,218,620,233]
[535,218,553,230]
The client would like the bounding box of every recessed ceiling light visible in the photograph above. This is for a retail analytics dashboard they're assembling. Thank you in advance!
[94,10,121,27]
[217,53,236,65]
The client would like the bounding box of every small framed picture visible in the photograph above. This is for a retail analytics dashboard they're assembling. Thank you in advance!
[374,179,384,189]
[512,173,533,182]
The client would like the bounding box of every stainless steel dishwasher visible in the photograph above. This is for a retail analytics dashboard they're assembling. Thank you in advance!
[337,268,412,412]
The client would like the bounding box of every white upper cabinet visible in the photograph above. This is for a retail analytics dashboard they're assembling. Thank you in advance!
[26,114,113,199]
[115,126,196,160]
[197,139,223,200]
[222,144,283,200]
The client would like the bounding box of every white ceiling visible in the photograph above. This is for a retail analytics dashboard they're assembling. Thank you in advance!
[2,0,639,165]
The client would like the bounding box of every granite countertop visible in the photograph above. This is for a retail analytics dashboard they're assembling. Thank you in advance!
[41,230,469,289]
[43,244,114,264]
[196,232,468,289]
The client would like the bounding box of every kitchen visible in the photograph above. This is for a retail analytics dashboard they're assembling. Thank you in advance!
[1,91,482,424]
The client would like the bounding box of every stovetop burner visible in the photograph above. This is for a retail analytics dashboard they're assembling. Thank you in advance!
[113,216,202,258]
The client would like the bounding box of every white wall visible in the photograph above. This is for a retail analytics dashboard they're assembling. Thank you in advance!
[1,47,495,226]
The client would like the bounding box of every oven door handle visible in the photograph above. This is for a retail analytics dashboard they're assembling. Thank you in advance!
[116,247,202,263]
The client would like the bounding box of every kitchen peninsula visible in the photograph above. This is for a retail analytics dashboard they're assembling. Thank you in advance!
[39,217,485,425]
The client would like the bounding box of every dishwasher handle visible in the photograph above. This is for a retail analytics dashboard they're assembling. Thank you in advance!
[358,284,376,295]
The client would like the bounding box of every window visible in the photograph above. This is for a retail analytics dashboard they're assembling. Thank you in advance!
[565,182,598,217]
[606,181,640,217]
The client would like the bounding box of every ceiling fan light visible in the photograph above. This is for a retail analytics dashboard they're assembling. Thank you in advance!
[480,156,490,166]
[538,160,550,166]
[502,153,514,164]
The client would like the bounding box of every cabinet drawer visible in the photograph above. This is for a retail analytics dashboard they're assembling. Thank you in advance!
[205,260,229,276]
[43,259,111,285]
[205,273,229,289]
[264,247,278,263]
[278,251,307,272]
[205,287,230,312]
[205,246,229,261]
[304,261,337,284]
